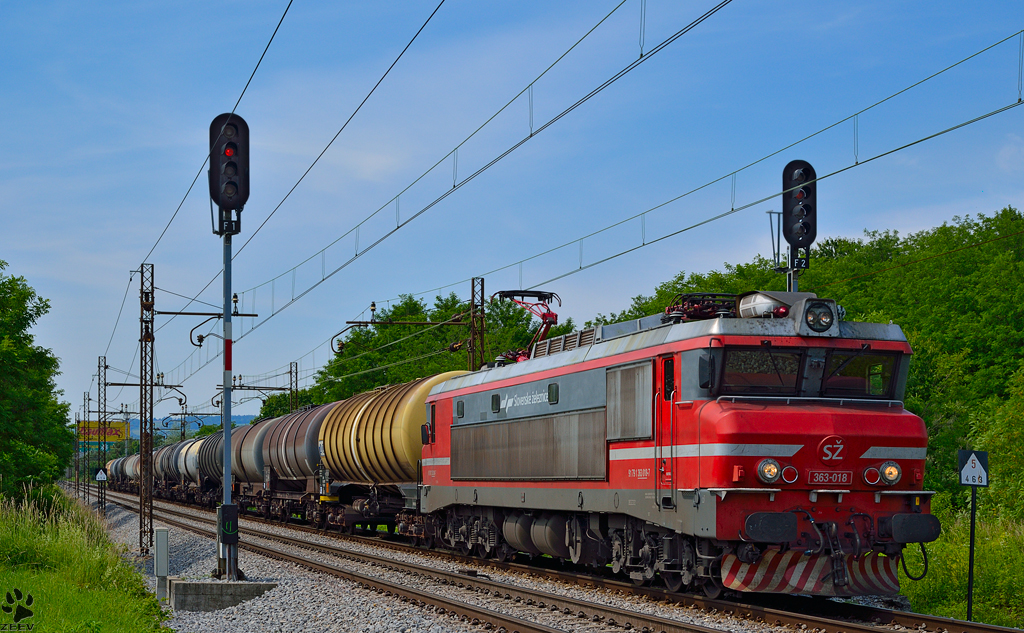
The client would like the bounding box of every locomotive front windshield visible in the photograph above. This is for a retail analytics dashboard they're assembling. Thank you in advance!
[822,351,898,398]
[720,348,802,395]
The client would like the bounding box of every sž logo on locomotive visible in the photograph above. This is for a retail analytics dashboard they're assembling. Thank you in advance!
[817,435,846,464]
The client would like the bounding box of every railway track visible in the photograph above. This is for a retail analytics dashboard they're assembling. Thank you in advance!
[81,485,1020,633]
[91,487,731,633]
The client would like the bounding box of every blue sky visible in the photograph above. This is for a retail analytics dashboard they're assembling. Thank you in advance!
[2,1,1022,419]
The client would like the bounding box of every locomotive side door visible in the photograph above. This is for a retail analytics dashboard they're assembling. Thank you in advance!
[655,354,677,510]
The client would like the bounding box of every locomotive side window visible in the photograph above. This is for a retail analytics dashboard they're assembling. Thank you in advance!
[822,351,897,398]
[720,349,802,395]
[663,357,674,400]
[491,394,501,413]
[607,362,653,441]
[456,400,464,418]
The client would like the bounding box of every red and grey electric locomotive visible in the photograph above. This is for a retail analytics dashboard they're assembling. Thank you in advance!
[415,290,939,596]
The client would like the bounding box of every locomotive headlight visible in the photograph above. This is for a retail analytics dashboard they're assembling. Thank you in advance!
[804,302,835,332]
[757,458,781,484]
[879,461,902,485]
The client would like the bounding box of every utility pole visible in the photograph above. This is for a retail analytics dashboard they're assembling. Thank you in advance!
[469,278,486,371]
[97,356,107,517]
[289,362,298,412]
[83,391,90,504]
[74,412,80,498]
[139,263,155,554]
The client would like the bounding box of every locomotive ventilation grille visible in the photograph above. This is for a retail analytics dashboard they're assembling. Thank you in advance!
[533,327,597,358]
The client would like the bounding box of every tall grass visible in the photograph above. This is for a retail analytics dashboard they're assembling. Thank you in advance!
[900,510,1024,628]
[0,485,168,632]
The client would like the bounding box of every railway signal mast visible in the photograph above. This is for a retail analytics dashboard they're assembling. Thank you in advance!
[780,160,817,291]
[209,113,249,580]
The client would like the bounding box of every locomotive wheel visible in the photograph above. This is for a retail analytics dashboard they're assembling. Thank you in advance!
[662,572,684,593]
[631,574,648,587]
[702,580,722,599]
[421,535,435,550]
[346,522,357,535]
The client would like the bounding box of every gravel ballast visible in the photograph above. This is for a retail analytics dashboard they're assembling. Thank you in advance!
[101,501,478,633]
[96,493,810,633]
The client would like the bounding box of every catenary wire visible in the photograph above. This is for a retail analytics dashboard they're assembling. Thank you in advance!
[387,28,1024,301]
[155,287,223,310]
[151,0,713,380]
[103,0,294,403]
[139,0,294,266]
[159,99,1024,393]
[319,348,452,383]
[153,0,447,335]
[233,0,716,300]
[162,0,643,326]
[103,273,135,357]
[143,23,1020,400]
[235,0,448,258]
[220,0,734,341]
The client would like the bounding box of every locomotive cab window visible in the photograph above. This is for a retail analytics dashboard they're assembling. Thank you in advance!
[822,351,898,398]
[720,348,802,395]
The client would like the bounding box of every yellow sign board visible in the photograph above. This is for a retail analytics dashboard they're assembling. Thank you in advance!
[77,421,127,442]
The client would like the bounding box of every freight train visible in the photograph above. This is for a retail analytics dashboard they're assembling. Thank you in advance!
[107,290,940,597]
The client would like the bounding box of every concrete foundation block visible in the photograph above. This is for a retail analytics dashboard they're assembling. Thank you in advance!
[167,577,278,612]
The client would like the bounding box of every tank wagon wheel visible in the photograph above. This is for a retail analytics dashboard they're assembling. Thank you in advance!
[491,544,513,562]
[472,544,490,559]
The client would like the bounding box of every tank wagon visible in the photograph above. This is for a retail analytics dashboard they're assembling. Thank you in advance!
[110,290,939,597]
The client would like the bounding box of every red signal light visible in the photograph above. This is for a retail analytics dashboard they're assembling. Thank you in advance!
[225,147,235,157]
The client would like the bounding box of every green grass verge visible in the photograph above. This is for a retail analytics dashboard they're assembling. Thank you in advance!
[0,486,169,632]
[900,506,1024,628]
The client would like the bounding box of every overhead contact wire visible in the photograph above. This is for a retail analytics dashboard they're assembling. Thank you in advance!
[225,0,733,343]
[155,0,446,336]
[234,0,447,259]
[140,0,294,266]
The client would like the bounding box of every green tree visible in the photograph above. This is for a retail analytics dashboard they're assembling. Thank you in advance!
[0,260,73,497]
